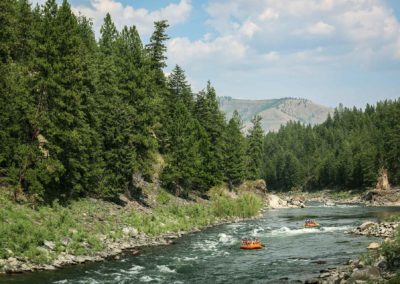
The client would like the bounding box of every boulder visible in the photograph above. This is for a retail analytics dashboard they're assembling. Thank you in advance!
[319,272,331,278]
[122,226,138,237]
[359,221,376,231]
[6,257,18,267]
[253,179,267,192]
[348,266,381,283]
[43,240,55,250]
[367,242,380,250]
[118,194,130,206]
[267,194,288,208]
[375,257,387,271]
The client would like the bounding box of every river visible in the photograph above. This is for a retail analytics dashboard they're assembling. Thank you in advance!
[2,204,400,284]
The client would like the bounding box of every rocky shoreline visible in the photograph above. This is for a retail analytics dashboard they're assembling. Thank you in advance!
[0,214,261,275]
[306,221,400,283]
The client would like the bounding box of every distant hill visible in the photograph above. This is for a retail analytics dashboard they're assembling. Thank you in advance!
[218,97,332,133]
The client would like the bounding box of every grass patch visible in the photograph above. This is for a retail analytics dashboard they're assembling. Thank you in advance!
[156,189,171,205]
[0,190,263,264]
[381,231,400,268]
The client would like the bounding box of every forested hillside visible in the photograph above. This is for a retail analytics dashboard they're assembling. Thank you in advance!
[263,101,400,191]
[0,0,264,203]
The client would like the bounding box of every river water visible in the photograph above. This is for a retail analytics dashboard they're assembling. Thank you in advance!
[3,204,400,284]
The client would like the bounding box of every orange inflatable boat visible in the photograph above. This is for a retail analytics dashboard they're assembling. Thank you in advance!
[240,241,263,249]
[304,222,321,228]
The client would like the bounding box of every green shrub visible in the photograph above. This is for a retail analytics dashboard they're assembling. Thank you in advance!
[156,190,171,205]
[381,227,400,268]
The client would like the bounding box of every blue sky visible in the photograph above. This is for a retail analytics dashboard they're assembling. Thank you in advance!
[32,0,400,108]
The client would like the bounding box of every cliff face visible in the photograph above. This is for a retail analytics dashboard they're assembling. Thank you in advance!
[218,97,332,133]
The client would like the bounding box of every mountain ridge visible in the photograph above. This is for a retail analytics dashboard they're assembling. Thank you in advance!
[218,97,333,133]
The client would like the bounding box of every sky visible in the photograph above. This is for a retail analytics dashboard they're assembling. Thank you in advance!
[31,0,400,108]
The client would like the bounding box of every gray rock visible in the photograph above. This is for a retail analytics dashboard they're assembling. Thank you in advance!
[359,221,376,231]
[348,266,381,283]
[61,237,71,246]
[75,256,86,263]
[375,257,387,271]
[43,240,56,250]
[320,272,331,278]
[122,226,138,237]
[7,257,18,267]
[42,264,56,270]
[367,242,380,250]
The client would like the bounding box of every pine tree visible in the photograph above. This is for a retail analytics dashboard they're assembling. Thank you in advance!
[0,0,17,63]
[194,82,226,187]
[224,110,246,188]
[246,115,264,180]
[161,102,203,196]
[167,65,193,110]
[145,20,170,152]
[146,20,169,71]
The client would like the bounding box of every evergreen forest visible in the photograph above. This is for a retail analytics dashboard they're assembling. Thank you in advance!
[0,0,258,203]
[1,0,399,205]
[263,101,400,191]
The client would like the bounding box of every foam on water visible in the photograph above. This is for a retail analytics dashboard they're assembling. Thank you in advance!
[172,256,198,262]
[321,226,352,232]
[268,225,352,236]
[126,265,145,275]
[157,265,176,273]
[77,278,99,284]
[226,223,244,228]
[182,256,198,261]
[218,233,236,245]
[140,275,161,282]
[192,240,218,252]
[251,226,265,236]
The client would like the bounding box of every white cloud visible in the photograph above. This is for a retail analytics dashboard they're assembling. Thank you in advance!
[259,8,279,21]
[338,5,398,42]
[202,0,400,62]
[72,0,192,37]
[263,51,280,62]
[306,21,335,35]
[167,35,247,65]
[239,20,260,38]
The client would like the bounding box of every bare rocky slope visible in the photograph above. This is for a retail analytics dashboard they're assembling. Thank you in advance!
[218,97,332,133]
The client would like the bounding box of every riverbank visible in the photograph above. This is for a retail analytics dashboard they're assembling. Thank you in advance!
[277,187,400,208]
[307,220,400,283]
[0,185,265,275]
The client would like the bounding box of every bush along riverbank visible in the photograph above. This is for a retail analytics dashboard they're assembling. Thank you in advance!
[0,184,265,275]
[307,219,400,283]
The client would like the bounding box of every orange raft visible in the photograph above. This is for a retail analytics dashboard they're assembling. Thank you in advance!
[304,223,321,228]
[240,241,263,249]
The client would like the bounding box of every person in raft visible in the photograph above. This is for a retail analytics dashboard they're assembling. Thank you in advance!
[305,219,316,225]
[241,238,260,245]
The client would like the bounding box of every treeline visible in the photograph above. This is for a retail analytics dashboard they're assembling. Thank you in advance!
[0,0,264,202]
[263,100,400,191]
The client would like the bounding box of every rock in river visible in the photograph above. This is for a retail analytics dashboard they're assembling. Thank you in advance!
[367,242,380,250]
